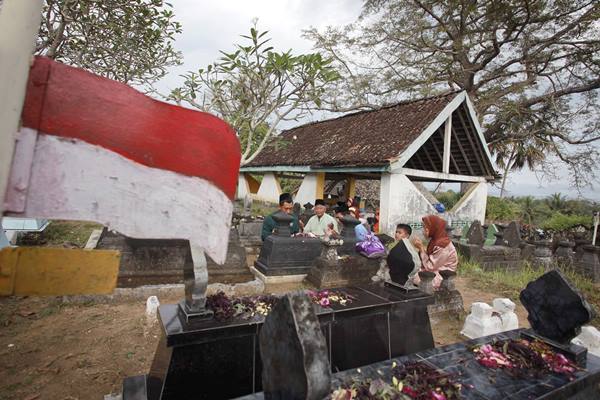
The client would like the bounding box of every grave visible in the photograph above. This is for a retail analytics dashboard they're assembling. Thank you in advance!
[574,245,600,283]
[240,270,600,400]
[253,211,322,277]
[305,238,379,288]
[96,228,253,286]
[457,220,522,271]
[121,283,435,399]
[532,240,554,270]
[461,298,519,339]
[427,270,465,318]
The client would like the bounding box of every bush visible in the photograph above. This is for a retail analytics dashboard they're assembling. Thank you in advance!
[486,196,520,222]
[541,213,593,232]
[435,190,461,211]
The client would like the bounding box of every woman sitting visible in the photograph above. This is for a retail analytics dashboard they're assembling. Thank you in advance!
[412,215,458,288]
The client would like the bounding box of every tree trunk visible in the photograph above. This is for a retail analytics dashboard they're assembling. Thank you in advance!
[499,148,516,198]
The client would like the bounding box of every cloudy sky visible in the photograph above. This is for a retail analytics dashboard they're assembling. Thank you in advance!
[154,0,599,201]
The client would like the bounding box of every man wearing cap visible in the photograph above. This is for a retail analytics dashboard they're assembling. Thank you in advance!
[303,199,339,237]
[261,193,301,241]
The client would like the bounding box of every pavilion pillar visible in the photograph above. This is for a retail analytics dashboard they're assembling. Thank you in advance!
[379,172,437,235]
[256,172,282,203]
[451,181,487,224]
[295,172,325,205]
[236,174,250,199]
[345,177,356,200]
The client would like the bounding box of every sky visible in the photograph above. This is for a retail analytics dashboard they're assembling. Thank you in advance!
[154,0,599,202]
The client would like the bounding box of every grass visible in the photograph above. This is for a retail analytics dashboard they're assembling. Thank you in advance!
[458,256,600,327]
[38,220,103,247]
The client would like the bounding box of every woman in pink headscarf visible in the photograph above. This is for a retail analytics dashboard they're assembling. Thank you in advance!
[412,215,458,288]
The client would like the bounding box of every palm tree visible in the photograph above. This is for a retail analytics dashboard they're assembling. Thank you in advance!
[545,193,567,212]
[520,196,536,226]
[496,140,547,198]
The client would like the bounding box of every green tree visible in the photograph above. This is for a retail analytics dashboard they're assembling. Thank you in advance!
[36,0,182,87]
[518,196,537,226]
[169,23,340,165]
[306,0,600,189]
[486,196,520,222]
[545,193,568,212]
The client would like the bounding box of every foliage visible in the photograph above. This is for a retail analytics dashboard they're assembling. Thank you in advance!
[486,196,520,222]
[37,0,182,87]
[170,23,340,165]
[434,190,461,211]
[541,213,593,232]
[306,0,600,190]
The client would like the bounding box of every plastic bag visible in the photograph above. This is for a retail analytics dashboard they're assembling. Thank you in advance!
[355,233,386,258]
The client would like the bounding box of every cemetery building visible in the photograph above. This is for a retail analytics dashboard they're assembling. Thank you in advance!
[238,91,498,235]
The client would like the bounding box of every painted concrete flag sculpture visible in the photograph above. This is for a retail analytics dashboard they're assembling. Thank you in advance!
[4,56,241,265]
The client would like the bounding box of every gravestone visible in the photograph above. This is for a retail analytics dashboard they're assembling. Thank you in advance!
[520,241,536,261]
[97,229,252,286]
[428,270,464,317]
[306,239,379,288]
[418,271,435,295]
[493,224,506,245]
[503,221,521,248]
[254,211,322,276]
[575,245,600,283]
[520,269,595,344]
[338,214,360,255]
[532,240,554,270]
[259,292,331,400]
[466,220,485,246]
[300,202,315,226]
[554,241,575,267]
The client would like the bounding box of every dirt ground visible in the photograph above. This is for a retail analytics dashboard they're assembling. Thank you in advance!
[0,277,532,400]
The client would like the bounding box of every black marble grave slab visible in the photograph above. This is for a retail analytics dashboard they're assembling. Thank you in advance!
[122,284,435,400]
[237,329,600,400]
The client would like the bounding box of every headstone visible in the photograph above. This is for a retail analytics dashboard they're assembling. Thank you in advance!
[492,298,518,331]
[430,270,464,317]
[461,302,500,339]
[146,295,160,324]
[532,240,554,270]
[418,271,435,295]
[482,224,489,242]
[243,194,253,215]
[493,224,506,245]
[259,292,331,400]
[571,326,600,358]
[466,220,485,246]
[520,269,595,343]
[273,211,292,236]
[300,202,315,226]
[255,212,322,276]
[576,245,600,283]
[503,221,521,248]
[461,298,519,339]
[306,239,380,288]
[554,240,575,267]
[439,270,457,291]
[339,214,360,255]
[520,241,536,261]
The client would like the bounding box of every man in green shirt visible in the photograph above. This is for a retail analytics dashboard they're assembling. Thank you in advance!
[303,199,339,237]
[261,193,300,241]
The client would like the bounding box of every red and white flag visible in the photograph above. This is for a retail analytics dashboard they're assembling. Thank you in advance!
[4,57,241,264]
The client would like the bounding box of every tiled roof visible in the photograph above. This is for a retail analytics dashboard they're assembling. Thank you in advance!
[246,92,459,168]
